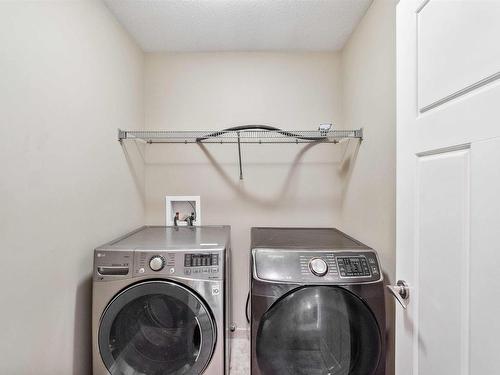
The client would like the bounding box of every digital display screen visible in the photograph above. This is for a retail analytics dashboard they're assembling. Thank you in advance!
[184,253,218,267]
[337,256,371,277]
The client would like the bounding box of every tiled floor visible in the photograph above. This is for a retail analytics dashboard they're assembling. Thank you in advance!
[229,336,250,375]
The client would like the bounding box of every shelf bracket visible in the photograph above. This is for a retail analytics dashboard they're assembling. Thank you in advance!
[118,129,127,144]
[356,128,364,140]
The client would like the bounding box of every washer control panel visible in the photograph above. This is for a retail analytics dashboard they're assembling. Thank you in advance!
[134,250,223,280]
[254,248,381,284]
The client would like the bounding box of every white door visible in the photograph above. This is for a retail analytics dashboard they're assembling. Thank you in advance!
[395,1,500,374]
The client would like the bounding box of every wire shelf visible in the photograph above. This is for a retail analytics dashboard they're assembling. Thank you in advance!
[118,127,363,180]
[118,128,363,144]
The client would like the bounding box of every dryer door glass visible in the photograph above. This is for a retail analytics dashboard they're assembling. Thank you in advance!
[98,280,216,375]
[256,286,381,375]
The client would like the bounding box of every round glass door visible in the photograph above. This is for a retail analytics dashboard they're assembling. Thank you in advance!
[256,286,381,375]
[99,280,216,375]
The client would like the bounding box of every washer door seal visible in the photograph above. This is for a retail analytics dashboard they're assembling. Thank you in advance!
[256,285,381,375]
[99,280,216,375]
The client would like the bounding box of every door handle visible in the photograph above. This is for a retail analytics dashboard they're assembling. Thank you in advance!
[387,280,410,309]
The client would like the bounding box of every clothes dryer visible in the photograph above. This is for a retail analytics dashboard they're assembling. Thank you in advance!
[250,227,386,375]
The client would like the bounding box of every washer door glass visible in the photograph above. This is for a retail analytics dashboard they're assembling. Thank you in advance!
[99,280,216,375]
[256,286,381,375]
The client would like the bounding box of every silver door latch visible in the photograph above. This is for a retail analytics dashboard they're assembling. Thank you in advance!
[387,280,410,309]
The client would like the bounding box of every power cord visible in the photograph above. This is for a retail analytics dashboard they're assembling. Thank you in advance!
[196,124,328,142]
[245,291,250,323]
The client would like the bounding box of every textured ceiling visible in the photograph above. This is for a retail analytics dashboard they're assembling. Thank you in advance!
[104,0,373,52]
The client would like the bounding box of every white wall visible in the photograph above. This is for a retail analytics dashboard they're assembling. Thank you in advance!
[340,0,397,373]
[0,1,144,373]
[0,1,396,371]
[144,52,345,330]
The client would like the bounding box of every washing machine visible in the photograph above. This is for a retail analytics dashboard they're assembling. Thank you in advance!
[92,226,231,375]
[250,227,386,375]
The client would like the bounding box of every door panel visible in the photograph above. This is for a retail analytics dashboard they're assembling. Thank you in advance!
[418,0,500,111]
[396,1,500,374]
[470,138,500,374]
[416,147,470,375]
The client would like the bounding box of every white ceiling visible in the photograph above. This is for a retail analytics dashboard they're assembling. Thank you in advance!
[104,0,373,52]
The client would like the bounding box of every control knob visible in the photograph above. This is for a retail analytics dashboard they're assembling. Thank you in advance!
[149,256,165,272]
[309,258,328,277]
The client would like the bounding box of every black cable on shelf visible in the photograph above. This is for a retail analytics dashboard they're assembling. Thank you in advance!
[245,291,250,323]
[195,124,327,143]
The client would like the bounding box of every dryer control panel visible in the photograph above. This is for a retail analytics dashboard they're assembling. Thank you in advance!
[253,248,382,284]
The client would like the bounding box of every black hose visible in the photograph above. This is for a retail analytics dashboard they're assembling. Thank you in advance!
[245,291,250,324]
[195,124,327,143]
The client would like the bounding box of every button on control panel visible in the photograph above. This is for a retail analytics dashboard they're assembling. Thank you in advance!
[184,267,219,275]
[309,258,329,276]
[149,255,165,271]
[300,253,339,279]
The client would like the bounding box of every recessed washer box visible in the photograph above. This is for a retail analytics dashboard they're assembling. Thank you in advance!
[165,195,201,226]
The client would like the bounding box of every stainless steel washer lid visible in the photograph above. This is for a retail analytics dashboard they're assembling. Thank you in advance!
[96,226,230,251]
